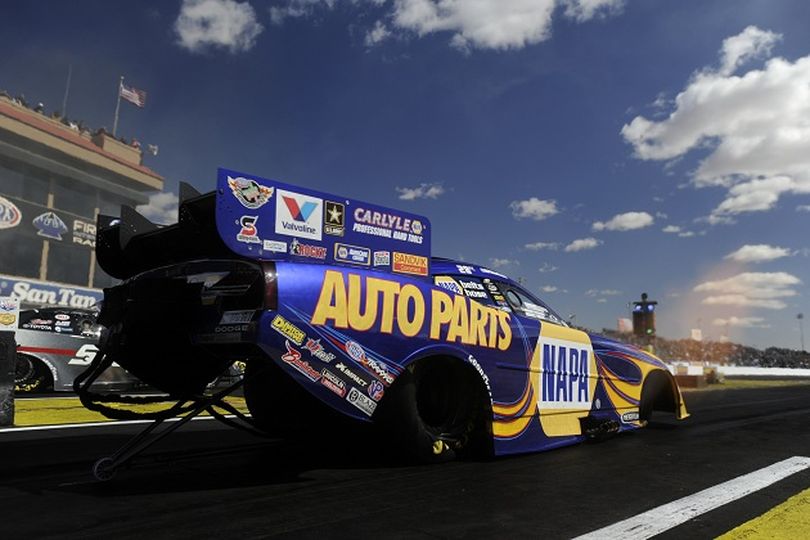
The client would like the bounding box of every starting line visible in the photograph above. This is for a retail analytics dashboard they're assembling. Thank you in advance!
[574,455,810,539]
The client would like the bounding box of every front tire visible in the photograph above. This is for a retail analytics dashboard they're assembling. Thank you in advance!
[15,355,53,393]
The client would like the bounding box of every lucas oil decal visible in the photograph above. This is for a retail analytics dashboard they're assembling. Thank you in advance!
[311,270,512,350]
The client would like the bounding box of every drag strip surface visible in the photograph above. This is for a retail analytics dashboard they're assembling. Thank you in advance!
[2,385,810,539]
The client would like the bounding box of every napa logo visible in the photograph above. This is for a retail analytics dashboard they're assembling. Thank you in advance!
[33,212,68,240]
[539,337,592,409]
[275,189,323,241]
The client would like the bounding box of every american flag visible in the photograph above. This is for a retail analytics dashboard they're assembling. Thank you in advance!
[120,83,147,108]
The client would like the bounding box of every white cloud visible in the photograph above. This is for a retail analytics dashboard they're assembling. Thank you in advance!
[395,182,446,200]
[174,0,263,53]
[797,205,810,212]
[490,257,518,268]
[585,288,622,297]
[596,298,608,303]
[678,231,695,238]
[538,263,558,273]
[725,244,791,263]
[718,25,781,76]
[561,0,624,22]
[693,271,801,310]
[540,285,558,293]
[712,316,769,328]
[593,211,654,231]
[662,225,681,233]
[136,192,179,225]
[564,237,602,252]
[270,0,625,51]
[524,241,559,250]
[365,20,391,46]
[510,197,559,221]
[622,26,810,223]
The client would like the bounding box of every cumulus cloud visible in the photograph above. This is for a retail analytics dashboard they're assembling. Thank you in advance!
[538,263,559,273]
[136,192,179,225]
[540,285,558,293]
[510,197,559,221]
[490,257,519,268]
[524,241,559,251]
[585,288,622,297]
[797,205,810,212]
[662,225,681,233]
[269,0,625,51]
[725,244,791,263]
[693,271,801,310]
[678,231,696,238]
[712,316,769,328]
[622,26,810,223]
[174,0,263,53]
[593,211,654,232]
[564,237,602,252]
[395,182,445,200]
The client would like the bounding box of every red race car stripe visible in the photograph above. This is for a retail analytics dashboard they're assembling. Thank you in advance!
[17,346,76,357]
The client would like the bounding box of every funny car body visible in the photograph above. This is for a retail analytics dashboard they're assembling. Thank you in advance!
[88,168,689,462]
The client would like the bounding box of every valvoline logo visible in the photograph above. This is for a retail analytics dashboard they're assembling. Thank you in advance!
[0,196,21,229]
[275,188,323,241]
[283,196,318,223]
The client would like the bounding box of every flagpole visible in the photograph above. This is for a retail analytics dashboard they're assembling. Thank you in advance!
[61,64,72,117]
[112,75,123,136]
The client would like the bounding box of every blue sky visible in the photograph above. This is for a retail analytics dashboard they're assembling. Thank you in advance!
[3,0,810,349]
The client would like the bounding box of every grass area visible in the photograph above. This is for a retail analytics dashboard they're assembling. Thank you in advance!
[11,396,248,427]
[682,378,810,392]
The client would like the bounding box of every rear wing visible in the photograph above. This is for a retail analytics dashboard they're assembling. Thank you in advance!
[97,168,432,280]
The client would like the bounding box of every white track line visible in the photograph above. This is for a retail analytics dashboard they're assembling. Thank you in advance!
[574,455,810,540]
[0,415,244,433]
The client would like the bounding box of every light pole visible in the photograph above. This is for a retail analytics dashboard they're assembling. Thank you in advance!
[798,313,805,351]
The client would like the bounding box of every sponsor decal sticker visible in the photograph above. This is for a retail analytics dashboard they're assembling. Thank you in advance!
[459,279,489,299]
[539,337,592,409]
[621,411,640,423]
[72,219,96,248]
[324,201,345,236]
[228,176,274,209]
[236,215,261,244]
[392,252,428,276]
[344,340,395,386]
[466,354,492,401]
[281,340,321,382]
[54,313,71,321]
[334,243,371,266]
[33,212,68,240]
[434,276,464,296]
[270,314,306,346]
[275,189,323,241]
[290,238,327,260]
[373,250,390,267]
[351,207,424,245]
[0,297,19,330]
[367,379,384,401]
[263,239,287,253]
[0,196,21,229]
[347,387,377,416]
[320,368,347,397]
[334,362,368,387]
[311,270,513,351]
[304,337,336,363]
[456,265,474,274]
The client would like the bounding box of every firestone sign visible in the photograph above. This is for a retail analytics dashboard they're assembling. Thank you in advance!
[0,274,102,309]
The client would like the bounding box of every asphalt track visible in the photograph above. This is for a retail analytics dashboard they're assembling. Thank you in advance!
[2,385,810,539]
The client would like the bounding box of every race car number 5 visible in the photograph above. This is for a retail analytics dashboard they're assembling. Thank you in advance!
[68,344,99,366]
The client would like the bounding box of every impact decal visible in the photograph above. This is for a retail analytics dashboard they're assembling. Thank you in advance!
[392,252,428,276]
[33,212,68,240]
[352,207,424,245]
[275,189,323,241]
[0,196,21,229]
[236,216,260,244]
[228,176,274,209]
[334,243,371,266]
[324,201,345,236]
[346,387,377,416]
[334,362,368,387]
[271,314,306,346]
[281,341,321,382]
[311,270,512,350]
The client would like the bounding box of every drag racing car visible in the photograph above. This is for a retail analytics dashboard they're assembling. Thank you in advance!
[16,307,142,393]
[80,168,688,467]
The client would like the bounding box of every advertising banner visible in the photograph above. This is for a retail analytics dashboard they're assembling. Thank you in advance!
[0,194,96,250]
[0,274,102,309]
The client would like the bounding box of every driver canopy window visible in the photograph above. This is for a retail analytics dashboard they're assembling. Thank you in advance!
[501,286,566,326]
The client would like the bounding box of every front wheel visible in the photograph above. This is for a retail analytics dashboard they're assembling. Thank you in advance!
[374,360,490,463]
[15,355,53,393]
